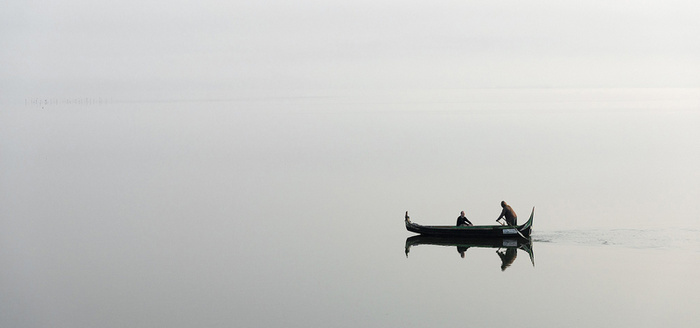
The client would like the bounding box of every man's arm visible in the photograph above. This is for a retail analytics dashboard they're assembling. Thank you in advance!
[496,208,506,222]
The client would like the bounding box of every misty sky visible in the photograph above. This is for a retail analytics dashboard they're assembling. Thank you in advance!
[2,1,699,100]
[2,3,700,327]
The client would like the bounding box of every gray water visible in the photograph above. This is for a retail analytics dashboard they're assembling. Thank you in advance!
[2,88,700,327]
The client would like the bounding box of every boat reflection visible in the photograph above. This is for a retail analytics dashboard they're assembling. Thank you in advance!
[405,235,535,271]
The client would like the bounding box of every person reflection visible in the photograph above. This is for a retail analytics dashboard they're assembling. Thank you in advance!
[496,248,517,271]
[457,246,469,258]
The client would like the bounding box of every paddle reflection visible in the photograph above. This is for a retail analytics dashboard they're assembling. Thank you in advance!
[405,235,535,271]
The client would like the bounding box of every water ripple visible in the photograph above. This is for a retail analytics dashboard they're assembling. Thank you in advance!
[533,228,700,252]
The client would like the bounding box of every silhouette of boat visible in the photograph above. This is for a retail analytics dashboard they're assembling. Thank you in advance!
[405,207,534,238]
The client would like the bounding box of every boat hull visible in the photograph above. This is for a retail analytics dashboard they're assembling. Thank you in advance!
[405,207,534,238]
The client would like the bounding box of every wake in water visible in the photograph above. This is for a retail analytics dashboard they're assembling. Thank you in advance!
[533,228,700,252]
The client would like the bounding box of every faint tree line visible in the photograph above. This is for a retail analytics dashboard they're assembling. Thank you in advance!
[25,97,115,106]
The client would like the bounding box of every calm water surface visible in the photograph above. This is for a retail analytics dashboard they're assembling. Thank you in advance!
[2,88,699,327]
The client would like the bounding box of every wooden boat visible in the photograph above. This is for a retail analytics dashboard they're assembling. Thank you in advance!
[405,207,534,238]
[404,235,535,267]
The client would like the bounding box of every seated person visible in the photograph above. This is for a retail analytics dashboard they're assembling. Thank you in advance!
[456,211,473,226]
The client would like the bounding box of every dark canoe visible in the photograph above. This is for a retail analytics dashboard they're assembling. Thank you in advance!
[405,207,534,238]
[404,235,535,267]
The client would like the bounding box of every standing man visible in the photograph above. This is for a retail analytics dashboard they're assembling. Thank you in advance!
[456,211,473,226]
[496,201,517,226]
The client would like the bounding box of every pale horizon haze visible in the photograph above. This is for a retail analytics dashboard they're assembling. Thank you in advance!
[2,1,699,101]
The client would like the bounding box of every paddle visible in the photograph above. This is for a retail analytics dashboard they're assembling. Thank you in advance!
[497,218,527,239]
